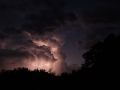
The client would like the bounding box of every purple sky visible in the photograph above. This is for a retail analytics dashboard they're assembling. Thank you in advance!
[0,0,120,74]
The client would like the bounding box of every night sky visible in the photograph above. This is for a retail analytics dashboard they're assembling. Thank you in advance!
[0,0,120,75]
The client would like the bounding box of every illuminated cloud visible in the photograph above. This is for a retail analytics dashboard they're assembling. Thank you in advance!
[0,30,72,75]
[0,0,119,75]
[0,0,77,75]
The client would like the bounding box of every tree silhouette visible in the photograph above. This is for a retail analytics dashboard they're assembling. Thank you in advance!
[82,33,120,82]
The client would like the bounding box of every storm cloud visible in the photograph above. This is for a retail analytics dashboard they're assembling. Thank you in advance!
[0,0,78,75]
[75,0,120,50]
[0,0,120,74]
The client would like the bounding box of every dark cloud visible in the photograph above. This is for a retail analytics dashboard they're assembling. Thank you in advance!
[76,0,120,25]
[0,49,35,68]
[0,33,6,40]
[0,49,34,60]
[0,0,119,74]
[23,11,77,35]
[2,27,22,35]
[78,24,120,50]
[0,0,77,35]
[0,0,77,74]
[75,0,120,50]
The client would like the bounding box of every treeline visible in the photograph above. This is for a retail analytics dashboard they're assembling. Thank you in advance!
[0,67,94,90]
[0,33,119,90]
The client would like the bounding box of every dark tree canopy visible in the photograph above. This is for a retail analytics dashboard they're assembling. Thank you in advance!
[82,33,120,79]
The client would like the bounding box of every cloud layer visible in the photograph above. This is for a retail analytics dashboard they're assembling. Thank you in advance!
[0,0,120,74]
[0,0,78,75]
[75,0,120,50]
